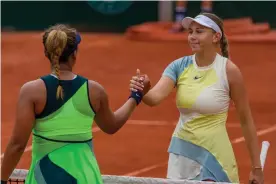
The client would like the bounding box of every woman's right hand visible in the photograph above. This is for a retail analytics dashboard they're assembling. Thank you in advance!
[129,69,151,95]
[249,168,264,184]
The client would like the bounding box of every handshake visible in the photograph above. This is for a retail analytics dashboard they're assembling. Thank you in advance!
[128,69,151,105]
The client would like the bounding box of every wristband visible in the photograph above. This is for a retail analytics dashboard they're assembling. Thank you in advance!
[129,91,143,105]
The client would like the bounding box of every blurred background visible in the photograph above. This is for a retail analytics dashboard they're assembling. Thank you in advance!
[2,1,276,32]
[2,1,276,184]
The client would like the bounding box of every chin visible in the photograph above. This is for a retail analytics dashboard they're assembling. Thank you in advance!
[190,47,201,53]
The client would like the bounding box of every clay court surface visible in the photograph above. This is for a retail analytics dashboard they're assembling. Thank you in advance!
[1,32,276,183]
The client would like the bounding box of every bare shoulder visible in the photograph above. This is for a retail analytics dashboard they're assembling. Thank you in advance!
[226,59,244,85]
[87,80,108,113]
[20,79,45,96]
[87,80,106,97]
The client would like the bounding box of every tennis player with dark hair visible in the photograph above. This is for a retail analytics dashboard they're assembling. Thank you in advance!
[130,13,264,184]
[1,24,150,184]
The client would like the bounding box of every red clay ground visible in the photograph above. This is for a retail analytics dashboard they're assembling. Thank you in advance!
[1,32,276,184]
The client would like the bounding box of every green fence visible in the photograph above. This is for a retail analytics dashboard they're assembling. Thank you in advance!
[2,1,276,32]
[1,1,158,32]
[176,1,276,28]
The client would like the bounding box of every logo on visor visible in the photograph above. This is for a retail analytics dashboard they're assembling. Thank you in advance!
[87,1,133,15]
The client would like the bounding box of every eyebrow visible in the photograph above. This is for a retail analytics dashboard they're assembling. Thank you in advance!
[188,27,205,31]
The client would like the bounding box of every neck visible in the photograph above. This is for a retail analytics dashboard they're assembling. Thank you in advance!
[195,49,217,67]
[51,64,73,73]
[51,64,76,80]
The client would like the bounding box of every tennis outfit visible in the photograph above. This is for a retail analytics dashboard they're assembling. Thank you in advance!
[25,75,103,184]
[164,53,239,183]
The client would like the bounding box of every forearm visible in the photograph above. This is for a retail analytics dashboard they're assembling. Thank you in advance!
[240,119,261,167]
[1,143,25,181]
[142,90,160,107]
[113,98,137,132]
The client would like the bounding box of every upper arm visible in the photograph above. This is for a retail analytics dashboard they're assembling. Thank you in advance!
[10,81,36,148]
[227,61,252,123]
[144,76,175,106]
[162,57,184,84]
[144,57,185,106]
[88,81,116,134]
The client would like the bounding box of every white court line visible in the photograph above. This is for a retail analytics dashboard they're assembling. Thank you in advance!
[124,162,168,176]
[127,120,242,128]
[122,124,276,176]
[0,126,101,159]
[231,124,276,144]
[0,120,241,158]
[1,120,275,165]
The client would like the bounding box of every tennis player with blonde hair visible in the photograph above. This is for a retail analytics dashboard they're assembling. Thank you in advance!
[130,13,264,184]
[1,24,150,184]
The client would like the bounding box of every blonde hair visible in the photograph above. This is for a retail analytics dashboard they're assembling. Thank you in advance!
[43,24,77,99]
[200,13,229,58]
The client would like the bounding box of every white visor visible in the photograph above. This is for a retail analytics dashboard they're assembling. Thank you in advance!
[182,15,222,36]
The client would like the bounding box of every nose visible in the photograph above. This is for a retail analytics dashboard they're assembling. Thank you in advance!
[188,33,197,41]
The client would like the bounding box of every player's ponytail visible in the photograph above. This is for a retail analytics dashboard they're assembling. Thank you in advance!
[45,29,67,100]
[201,12,230,58]
[220,33,229,58]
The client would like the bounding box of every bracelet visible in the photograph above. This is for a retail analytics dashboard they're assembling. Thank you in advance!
[128,91,143,105]
[252,166,262,170]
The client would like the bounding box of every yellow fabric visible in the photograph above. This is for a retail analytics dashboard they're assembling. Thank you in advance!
[173,112,239,183]
[171,54,239,182]
[176,64,218,108]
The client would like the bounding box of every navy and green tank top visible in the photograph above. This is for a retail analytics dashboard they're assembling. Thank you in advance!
[25,74,103,184]
[34,74,95,144]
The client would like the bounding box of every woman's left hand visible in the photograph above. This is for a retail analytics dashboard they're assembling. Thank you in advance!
[249,168,264,184]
